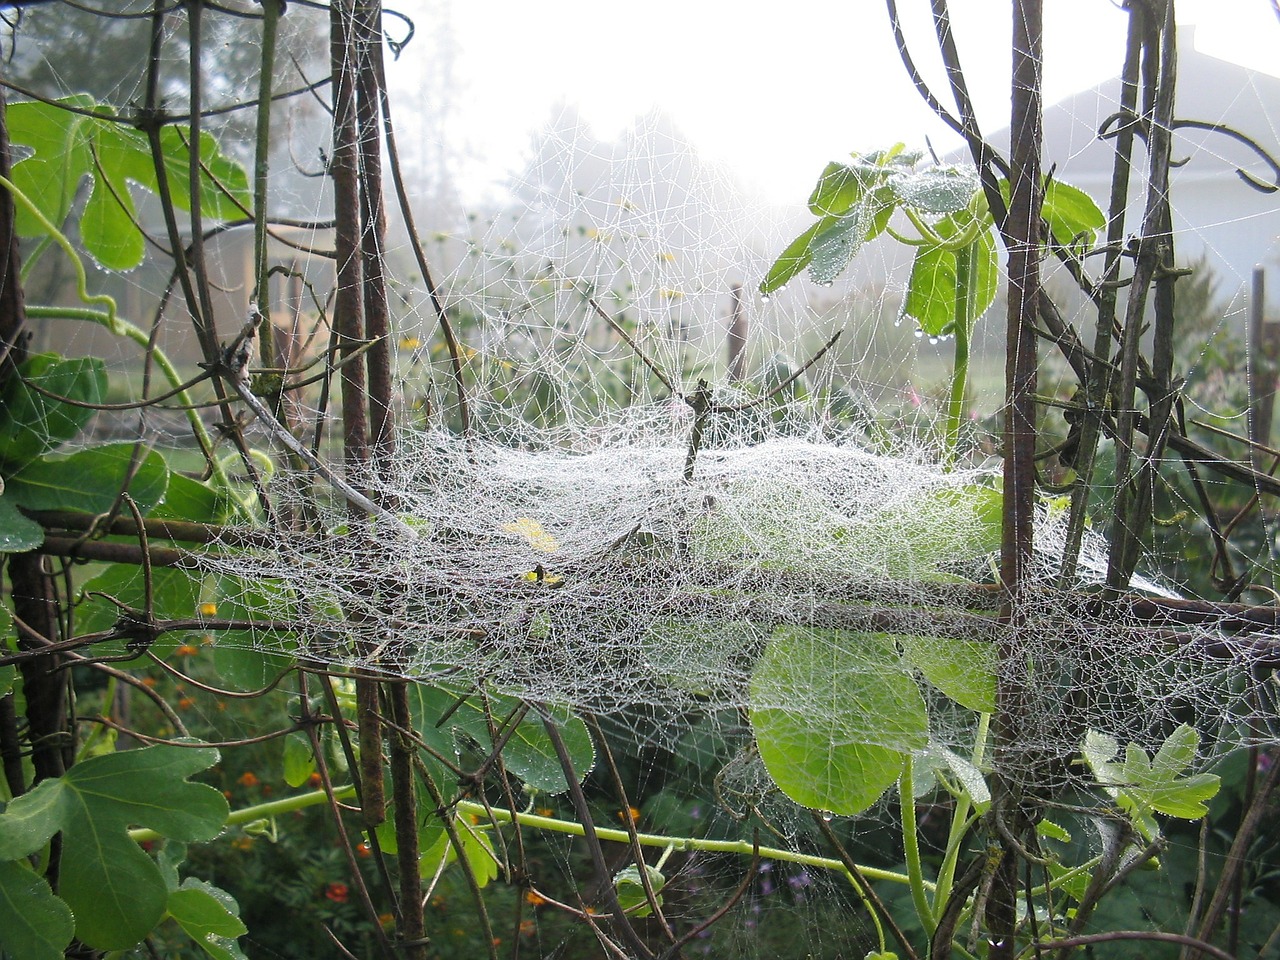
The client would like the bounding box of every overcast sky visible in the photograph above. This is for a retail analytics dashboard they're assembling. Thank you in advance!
[387,0,1280,204]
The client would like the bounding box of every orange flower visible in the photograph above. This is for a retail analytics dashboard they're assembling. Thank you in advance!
[617,806,641,825]
[524,889,547,906]
[535,807,554,818]
[231,836,255,851]
[308,772,323,788]
[175,644,199,657]
[141,676,158,688]
[519,919,536,937]
[378,912,395,927]
[356,842,373,858]
[323,882,349,904]
[177,697,195,711]
[237,771,259,788]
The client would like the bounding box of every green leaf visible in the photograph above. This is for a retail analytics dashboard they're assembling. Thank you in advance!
[74,564,202,657]
[7,96,251,270]
[1042,179,1106,249]
[901,228,998,337]
[0,492,44,552]
[807,162,871,216]
[899,635,997,712]
[152,471,230,523]
[1083,726,1220,825]
[809,209,873,286]
[998,177,1105,250]
[0,859,75,960]
[0,354,107,467]
[6,444,169,514]
[750,629,928,815]
[1124,725,1220,819]
[7,97,96,234]
[204,575,298,689]
[614,864,666,918]
[0,745,227,950]
[456,819,500,889]
[167,880,249,960]
[406,682,595,793]
[157,126,252,221]
[282,731,316,789]
[760,218,829,295]
[80,123,147,270]
[888,165,979,214]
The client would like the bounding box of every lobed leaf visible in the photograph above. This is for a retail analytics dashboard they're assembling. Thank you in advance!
[0,745,226,950]
[7,96,251,270]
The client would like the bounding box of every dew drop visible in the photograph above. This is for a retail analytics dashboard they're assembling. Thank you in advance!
[913,329,925,339]
[928,336,939,345]
[820,810,833,822]
[814,279,834,288]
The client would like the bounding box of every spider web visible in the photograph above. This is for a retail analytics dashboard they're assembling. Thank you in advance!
[11,3,1280,955]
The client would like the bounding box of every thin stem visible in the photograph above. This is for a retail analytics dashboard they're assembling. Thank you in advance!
[900,755,938,937]
[944,241,976,465]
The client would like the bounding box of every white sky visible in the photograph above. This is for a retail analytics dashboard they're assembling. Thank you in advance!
[389,0,1280,205]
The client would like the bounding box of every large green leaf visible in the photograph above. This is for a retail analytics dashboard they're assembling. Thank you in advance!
[0,859,75,960]
[6,444,169,515]
[0,353,107,467]
[0,745,226,950]
[750,629,928,815]
[0,492,44,553]
[7,96,251,270]
[901,227,998,337]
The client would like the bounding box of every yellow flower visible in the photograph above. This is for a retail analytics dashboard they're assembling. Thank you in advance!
[198,602,218,617]
[398,335,423,351]
[501,518,559,554]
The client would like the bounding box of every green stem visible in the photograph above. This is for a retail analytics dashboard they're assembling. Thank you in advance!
[128,787,924,890]
[932,712,991,919]
[901,755,938,937]
[944,241,976,466]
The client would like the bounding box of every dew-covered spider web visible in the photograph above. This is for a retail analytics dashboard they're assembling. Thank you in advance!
[15,0,1280,953]
[186,2,1280,776]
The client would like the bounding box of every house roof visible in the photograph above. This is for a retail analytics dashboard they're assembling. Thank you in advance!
[984,26,1280,290]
